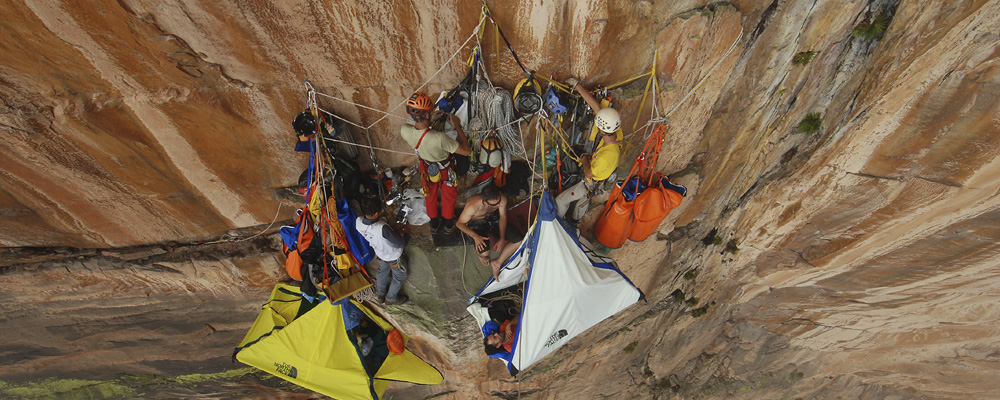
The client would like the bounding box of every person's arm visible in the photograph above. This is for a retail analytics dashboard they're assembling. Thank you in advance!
[503,319,517,342]
[381,224,406,249]
[494,194,509,252]
[451,114,472,156]
[570,80,603,112]
[456,198,488,252]
[581,153,594,179]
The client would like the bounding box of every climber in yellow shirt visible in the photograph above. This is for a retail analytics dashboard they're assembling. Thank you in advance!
[556,78,621,222]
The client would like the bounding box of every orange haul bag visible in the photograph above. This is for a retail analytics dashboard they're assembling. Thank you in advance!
[594,181,635,249]
[628,175,686,241]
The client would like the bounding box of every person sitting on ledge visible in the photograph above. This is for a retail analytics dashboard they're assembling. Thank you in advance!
[455,184,509,273]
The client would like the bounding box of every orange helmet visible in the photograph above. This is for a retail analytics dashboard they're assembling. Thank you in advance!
[406,92,432,118]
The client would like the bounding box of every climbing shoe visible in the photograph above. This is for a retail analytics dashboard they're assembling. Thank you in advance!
[430,217,443,233]
[442,218,456,234]
[565,214,581,226]
[386,294,409,305]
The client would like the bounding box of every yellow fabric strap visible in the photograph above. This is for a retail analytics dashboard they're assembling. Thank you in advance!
[539,116,547,179]
[536,75,573,94]
[466,47,478,67]
[606,71,652,90]
[632,55,656,132]
[477,6,488,41]
[542,117,580,163]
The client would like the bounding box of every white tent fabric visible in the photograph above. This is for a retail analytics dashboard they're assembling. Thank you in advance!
[469,191,643,375]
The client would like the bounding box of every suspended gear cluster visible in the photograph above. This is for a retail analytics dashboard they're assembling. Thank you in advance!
[291,109,357,159]
[437,90,466,113]
[293,110,345,139]
[479,135,504,168]
[544,87,568,114]
[281,101,379,309]
[512,77,543,115]
[293,111,318,136]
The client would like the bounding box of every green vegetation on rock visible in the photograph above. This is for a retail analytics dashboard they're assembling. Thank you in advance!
[797,112,822,135]
[792,50,818,65]
[692,304,711,318]
[852,14,889,39]
[683,269,698,280]
[723,239,740,254]
[623,341,639,353]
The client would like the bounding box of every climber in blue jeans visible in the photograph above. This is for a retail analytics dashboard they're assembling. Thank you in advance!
[356,196,409,305]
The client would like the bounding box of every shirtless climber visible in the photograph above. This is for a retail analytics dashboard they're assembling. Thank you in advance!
[455,184,508,277]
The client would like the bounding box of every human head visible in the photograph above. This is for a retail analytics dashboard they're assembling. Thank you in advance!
[406,92,432,122]
[483,334,503,355]
[481,184,501,206]
[594,108,621,133]
[360,196,382,218]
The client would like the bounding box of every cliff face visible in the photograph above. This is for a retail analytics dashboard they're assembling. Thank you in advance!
[2,0,999,398]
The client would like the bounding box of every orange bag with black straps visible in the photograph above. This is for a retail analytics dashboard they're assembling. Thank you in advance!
[282,209,320,280]
[594,180,635,248]
[595,124,683,247]
[629,174,685,241]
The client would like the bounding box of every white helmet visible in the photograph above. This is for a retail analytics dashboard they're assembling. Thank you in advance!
[595,108,621,133]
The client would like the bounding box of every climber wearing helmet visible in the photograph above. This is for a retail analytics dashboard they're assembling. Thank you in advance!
[555,78,622,222]
[400,91,472,234]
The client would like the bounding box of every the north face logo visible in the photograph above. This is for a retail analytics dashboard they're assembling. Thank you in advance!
[544,329,568,347]
[275,362,298,378]
[347,309,362,326]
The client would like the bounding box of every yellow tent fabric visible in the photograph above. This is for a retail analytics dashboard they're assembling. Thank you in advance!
[235,283,443,400]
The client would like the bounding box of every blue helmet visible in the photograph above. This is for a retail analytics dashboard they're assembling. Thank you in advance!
[482,321,500,336]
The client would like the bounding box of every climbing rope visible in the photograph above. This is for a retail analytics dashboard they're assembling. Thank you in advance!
[664,26,744,120]
[199,201,289,244]
[473,87,526,160]
[297,12,492,163]
[365,16,486,130]
[313,91,407,122]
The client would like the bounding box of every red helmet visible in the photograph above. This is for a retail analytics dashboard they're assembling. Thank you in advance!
[406,92,432,118]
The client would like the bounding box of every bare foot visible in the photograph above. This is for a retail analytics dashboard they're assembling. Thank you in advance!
[478,254,490,266]
[490,258,502,281]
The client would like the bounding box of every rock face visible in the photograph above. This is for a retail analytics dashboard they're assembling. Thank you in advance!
[2,0,1000,398]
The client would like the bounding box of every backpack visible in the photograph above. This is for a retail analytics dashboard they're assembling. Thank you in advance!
[280,208,324,280]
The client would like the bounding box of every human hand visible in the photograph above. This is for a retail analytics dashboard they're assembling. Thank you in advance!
[492,239,506,253]
[474,236,488,252]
